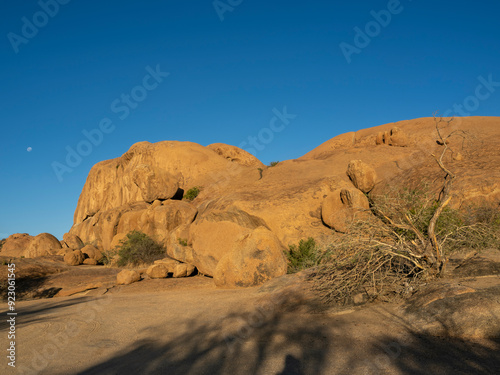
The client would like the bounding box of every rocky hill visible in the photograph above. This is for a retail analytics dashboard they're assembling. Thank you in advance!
[3,116,499,288]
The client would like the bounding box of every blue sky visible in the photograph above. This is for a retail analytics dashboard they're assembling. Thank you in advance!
[1,0,499,240]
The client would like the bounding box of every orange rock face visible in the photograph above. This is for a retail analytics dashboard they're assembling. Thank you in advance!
[66,117,500,287]
[1,233,62,258]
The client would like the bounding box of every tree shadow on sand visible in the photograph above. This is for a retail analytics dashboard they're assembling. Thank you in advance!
[75,289,500,375]
[77,288,334,375]
[0,296,91,331]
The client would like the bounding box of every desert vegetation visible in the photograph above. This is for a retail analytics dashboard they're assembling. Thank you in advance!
[285,186,500,305]
[103,230,166,267]
[285,116,500,305]
[184,186,201,201]
[285,238,324,274]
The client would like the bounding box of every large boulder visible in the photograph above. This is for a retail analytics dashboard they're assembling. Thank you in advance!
[80,244,103,262]
[64,250,85,266]
[25,233,62,258]
[214,227,288,287]
[146,264,169,279]
[132,164,179,202]
[322,188,370,233]
[165,224,194,264]
[1,233,61,258]
[1,233,33,257]
[117,269,141,285]
[188,205,269,276]
[346,160,377,193]
[62,233,84,249]
[153,257,181,272]
[173,263,196,278]
[72,141,252,225]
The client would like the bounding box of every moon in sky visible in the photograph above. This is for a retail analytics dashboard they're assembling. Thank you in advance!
[27,147,32,152]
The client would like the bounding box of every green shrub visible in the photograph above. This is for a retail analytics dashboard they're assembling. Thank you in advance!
[286,238,324,274]
[184,186,201,201]
[178,238,188,247]
[269,161,279,167]
[116,231,165,267]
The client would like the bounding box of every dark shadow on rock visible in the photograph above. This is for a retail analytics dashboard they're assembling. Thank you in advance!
[363,331,500,375]
[172,188,185,200]
[276,354,304,375]
[452,256,500,277]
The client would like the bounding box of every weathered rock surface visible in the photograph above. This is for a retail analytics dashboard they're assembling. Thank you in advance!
[346,160,377,193]
[72,141,253,225]
[153,257,181,272]
[64,250,85,266]
[173,263,196,278]
[207,143,265,168]
[404,283,500,339]
[80,244,103,262]
[322,187,370,233]
[146,264,169,279]
[132,164,179,202]
[69,200,197,250]
[1,233,62,258]
[1,233,33,256]
[188,205,269,276]
[165,225,194,264]
[214,227,288,287]
[375,126,409,147]
[62,233,84,249]
[117,269,141,285]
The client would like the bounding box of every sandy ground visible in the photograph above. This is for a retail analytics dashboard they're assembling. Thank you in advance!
[1,270,499,375]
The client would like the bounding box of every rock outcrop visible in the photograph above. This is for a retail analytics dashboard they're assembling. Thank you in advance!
[375,126,409,147]
[322,187,370,233]
[404,283,500,339]
[1,233,62,258]
[117,269,141,285]
[80,244,103,262]
[64,250,85,266]
[62,233,84,250]
[214,227,288,287]
[346,160,377,193]
[66,116,500,288]
[207,143,265,168]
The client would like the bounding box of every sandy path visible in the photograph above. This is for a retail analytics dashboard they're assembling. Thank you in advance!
[1,277,499,375]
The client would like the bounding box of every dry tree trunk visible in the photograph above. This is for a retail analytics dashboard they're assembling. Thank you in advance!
[425,113,466,274]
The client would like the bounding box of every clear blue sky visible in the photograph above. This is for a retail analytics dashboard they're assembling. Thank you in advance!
[1,0,499,240]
